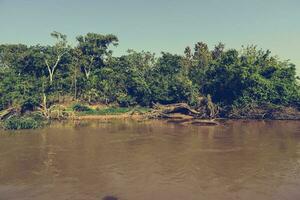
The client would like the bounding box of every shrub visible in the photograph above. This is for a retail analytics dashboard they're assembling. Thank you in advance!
[72,103,91,112]
[27,112,46,121]
[3,116,40,130]
[117,93,136,107]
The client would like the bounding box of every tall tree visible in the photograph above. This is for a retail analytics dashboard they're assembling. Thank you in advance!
[212,42,225,60]
[76,33,118,79]
[193,42,212,67]
[43,31,68,84]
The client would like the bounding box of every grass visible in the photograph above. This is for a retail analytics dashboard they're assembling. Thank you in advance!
[68,102,151,116]
[81,107,131,115]
[77,106,150,116]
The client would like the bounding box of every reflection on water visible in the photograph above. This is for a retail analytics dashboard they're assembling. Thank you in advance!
[0,120,300,200]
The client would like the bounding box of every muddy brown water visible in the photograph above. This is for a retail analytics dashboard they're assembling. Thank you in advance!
[0,120,300,200]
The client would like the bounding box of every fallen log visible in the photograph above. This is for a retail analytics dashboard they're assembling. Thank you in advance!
[149,103,201,119]
[147,103,220,126]
[153,103,200,115]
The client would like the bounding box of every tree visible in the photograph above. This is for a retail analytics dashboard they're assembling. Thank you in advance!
[148,52,197,105]
[43,31,68,84]
[184,46,192,60]
[193,42,212,67]
[187,42,213,90]
[70,48,82,100]
[76,33,118,79]
[0,44,28,72]
[212,42,225,60]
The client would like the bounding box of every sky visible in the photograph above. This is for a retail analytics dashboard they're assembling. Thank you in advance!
[0,0,299,73]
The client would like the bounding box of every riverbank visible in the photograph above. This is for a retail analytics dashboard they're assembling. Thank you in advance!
[228,105,300,120]
[1,103,300,130]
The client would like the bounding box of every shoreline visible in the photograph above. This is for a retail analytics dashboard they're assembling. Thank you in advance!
[1,114,299,131]
[73,113,300,121]
[75,114,146,120]
[1,105,300,130]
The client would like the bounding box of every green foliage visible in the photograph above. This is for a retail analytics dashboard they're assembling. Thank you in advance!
[187,45,300,111]
[116,93,136,107]
[72,103,91,112]
[147,52,198,105]
[0,32,299,123]
[80,107,131,115]
[3,116,41,130]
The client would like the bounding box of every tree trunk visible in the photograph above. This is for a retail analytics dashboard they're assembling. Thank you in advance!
[45,55,61,85]
[74,76,77,100]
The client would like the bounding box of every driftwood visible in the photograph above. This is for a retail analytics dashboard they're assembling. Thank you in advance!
[151,103,200,118]
[195,95,219,119]
[148,103,219,126]
[149,101,218,119]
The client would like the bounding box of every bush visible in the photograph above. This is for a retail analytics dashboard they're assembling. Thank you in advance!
[117,93,136,107]
[72,103,91,112]
[27,112,46,121]
[3,116,41,130]
[80,107,132,115]
[20,98,39,113]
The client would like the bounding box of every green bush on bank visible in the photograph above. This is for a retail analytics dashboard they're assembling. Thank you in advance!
[72,103,91,112]
[3,116,41,130]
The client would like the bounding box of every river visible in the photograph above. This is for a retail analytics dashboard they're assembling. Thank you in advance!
[0,120,300,200]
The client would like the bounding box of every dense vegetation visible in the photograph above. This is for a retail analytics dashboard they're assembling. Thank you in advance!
[3,115,41,130]
[0,32,299,124]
